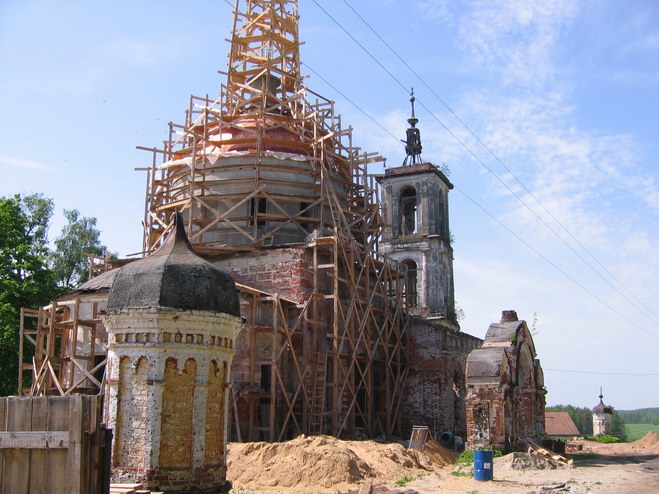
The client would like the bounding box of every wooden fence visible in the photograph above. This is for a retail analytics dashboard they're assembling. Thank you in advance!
[0,395,110,494]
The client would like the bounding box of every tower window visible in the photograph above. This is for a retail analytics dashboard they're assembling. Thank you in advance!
[402,259,418,308]
[399,187,417,235]
[250,197,267,227]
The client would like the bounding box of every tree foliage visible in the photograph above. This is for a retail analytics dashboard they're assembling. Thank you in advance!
[611,410,627,441]
[546,404,594,435]
[617,408,659,425]
[50,209,105,289]
[1,195,110,396]
[0,194,58,395]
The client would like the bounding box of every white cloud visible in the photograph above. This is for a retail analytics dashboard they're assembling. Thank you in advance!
[452,0,581,88]
[0,155,49,170]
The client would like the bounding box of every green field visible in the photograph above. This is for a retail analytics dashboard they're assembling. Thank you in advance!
[625,423,659,441]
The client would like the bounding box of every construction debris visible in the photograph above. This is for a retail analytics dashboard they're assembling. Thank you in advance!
[527,440,573,466]
[496,452,571,471]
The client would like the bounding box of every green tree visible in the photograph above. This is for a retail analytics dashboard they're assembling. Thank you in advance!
[611,410,627,441]
[50,209,106,288]
[0,194,58,395]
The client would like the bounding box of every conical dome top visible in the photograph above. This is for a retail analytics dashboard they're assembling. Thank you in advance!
[108,213,240,316]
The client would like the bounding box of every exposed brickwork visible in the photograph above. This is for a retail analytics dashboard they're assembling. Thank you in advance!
[465,312,546,450]
[105,308,242,491]
[216,248,317,304]
[115,356,149,469]
[401,318,482,439]
[160,358,195,468]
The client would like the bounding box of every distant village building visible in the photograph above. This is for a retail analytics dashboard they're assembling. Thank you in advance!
[545,412,580,438]
[592,389,614,436]
[464,310,546,450]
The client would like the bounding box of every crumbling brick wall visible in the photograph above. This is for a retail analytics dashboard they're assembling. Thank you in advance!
[400,318,482,440]
[465,311,546,450]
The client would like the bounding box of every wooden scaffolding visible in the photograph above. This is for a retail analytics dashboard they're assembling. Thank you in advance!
[136,0,411,439]
[18,297,108,397]
[18,0,412,440]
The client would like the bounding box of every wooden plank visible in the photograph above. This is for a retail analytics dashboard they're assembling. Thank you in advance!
[0,431,69,449]
[68,396,84,494]
[46,396,69,493]
[29,396,49,494]
[3,397,32,494]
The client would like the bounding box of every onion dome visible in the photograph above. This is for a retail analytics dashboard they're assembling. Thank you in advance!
[592,388,613,414]
[107,213,240,316]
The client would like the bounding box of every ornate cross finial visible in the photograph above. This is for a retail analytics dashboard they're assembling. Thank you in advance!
[403,88,423,165]
[599,386,604,401]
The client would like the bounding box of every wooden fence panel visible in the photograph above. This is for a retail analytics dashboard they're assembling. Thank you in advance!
[47,396,74,493]
[3,397,32,494]
[29,396,49,494]
[0,395,104,494]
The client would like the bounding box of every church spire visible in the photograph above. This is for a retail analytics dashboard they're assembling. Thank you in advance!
[403,88,423,166]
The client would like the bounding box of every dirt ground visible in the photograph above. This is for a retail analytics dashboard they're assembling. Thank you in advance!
[227,432,659,494]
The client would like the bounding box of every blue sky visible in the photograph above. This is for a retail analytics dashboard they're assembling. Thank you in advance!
[2,0,658,410]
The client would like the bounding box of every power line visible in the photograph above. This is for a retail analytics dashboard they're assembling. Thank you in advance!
[309,0,659,336]
[304,67,659,341]
[217,0,658,340]
[337,0,659,325]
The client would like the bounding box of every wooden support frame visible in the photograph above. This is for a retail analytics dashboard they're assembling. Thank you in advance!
[19,297,108,397]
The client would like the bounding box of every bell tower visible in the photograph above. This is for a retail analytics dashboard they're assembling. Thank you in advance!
[380,91,456,323]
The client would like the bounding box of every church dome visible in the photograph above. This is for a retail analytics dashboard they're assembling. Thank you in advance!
[592,398,613,415]
[107,213,240,316]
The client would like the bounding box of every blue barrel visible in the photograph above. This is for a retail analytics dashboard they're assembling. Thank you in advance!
[473,450,494,481]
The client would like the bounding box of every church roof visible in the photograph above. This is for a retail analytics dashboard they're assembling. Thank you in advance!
[592,399,613,414]
[107,213,239,316]
[545,412,580,437]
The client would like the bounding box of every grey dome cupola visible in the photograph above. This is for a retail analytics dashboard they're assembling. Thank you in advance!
[107,213,240,316]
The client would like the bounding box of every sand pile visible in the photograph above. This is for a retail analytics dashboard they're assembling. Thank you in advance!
[632,431,659,453]
[495,452,569,471]
[227,435,445,490]
[634,431,659,448]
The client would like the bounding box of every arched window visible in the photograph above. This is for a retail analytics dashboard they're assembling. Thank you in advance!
[402,259,418,308]
[399,187,417,235]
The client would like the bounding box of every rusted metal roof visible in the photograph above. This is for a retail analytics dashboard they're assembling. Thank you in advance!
[545,412,580,437]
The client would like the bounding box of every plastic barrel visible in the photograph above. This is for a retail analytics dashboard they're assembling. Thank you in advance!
[473,450,494,481]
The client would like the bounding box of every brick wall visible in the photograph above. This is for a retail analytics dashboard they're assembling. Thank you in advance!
[400,319,482,440]
[115,356,149,469]
[160,358,196,468]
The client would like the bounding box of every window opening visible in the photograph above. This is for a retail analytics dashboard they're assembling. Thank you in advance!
[400,187,417,235]
[402,259,418,308]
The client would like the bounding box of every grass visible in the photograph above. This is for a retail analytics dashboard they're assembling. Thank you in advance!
[456,450,474,465]
[594,434,620,444]
[625,423,659,441]
[395,475,413,487]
